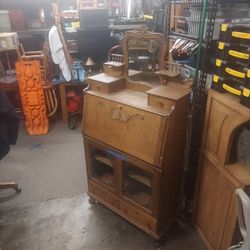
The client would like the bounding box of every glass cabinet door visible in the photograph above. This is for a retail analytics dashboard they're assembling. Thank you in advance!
[89,145,115,189]
[122,161,153,211]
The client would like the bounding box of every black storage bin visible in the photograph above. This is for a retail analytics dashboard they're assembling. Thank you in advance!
[212,74,242,95]
[220,23,250,45]
[241,87,250,108]
[215,58,249,84]
[79,9,109,29]
[217,41,250,66]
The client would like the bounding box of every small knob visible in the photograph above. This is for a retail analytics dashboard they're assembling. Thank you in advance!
[159,101,164,108]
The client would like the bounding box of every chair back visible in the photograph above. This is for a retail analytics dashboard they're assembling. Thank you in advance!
[236,189,250,250]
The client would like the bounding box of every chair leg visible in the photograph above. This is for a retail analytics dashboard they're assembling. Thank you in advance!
[0,182,21,193]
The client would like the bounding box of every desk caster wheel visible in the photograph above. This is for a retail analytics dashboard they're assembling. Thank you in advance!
[154,239,161,248]
[88,197,97,205]
[15,186,21,193]
[68,117,77,130]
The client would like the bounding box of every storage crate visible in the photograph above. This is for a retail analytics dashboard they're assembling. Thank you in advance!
[0,32,18,51]
[220,23,250,45]
[212,74,242,95]
[217,41,250,66]
[215,58,250,84]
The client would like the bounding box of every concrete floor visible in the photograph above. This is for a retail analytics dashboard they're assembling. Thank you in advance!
[0,122,87,208]
[0,122,205,250]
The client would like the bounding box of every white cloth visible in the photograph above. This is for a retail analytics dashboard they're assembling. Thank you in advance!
[48,26,72,81]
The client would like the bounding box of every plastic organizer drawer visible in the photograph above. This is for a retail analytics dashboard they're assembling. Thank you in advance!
[212,74,242,96]
[219,23,250,45]
[212,74,250,108]
[217,42,250,66]
[215,59,250,85]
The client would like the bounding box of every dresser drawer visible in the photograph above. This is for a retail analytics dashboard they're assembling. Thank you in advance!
[148,95,175,111]
[83,94,167,166]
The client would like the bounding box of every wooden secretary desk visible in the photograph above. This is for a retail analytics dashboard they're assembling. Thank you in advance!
[82,29,191,240]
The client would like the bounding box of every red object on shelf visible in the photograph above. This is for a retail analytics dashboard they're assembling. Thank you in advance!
[67,90,81,113]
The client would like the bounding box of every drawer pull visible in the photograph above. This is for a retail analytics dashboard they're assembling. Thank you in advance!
[158,101,164,108]
[99,102,145,123]
[83,83,90,94]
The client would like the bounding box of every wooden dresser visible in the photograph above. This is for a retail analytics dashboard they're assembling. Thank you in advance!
[194,89,250,250]
[82,29,191,240]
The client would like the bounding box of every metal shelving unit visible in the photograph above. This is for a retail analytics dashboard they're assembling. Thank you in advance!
[165,0,209,214]
[166,0,250,214]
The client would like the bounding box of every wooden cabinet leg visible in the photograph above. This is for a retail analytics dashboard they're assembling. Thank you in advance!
[88,194,97,205]
[59,84,68,124]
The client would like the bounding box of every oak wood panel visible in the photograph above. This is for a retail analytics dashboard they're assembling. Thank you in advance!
[89,181,158,238]
[157,95,190,233]
[195,157,234,250]
[83,94,167,166]
[205,98,249,166]
[194,89,250,250]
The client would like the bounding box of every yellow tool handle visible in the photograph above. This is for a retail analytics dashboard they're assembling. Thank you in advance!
[223,84,242,96]
[218,42,225,50]
[226,67,245,79]
[243,88,250,98]
[232,31,250,40]
[221,24,228,32]
[213,75,219,83]
[229,50,249,60]
[216,59,222,67]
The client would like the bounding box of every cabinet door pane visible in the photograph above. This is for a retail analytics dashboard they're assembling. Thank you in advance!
[89,145,115,189]
[123,161,153,211]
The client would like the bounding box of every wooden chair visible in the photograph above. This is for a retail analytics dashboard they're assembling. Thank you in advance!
[228,189,250,250]
[0,90,21,194]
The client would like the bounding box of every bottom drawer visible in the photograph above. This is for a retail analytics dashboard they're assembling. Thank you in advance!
[89,181,158,238]
[89,181,120,210]
[119,200,157,232]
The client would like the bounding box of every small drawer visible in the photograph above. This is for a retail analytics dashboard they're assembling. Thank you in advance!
[212,74,242,95]
[120,200,157,232]
[220,23,250,45]
[215,59,250,84]
[87,73,125,94]
[89,81,108,92]
[148,95,175,111]
[217,42,250,66]
[89,181,120,209]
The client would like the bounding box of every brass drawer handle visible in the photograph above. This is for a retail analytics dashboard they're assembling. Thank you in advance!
[99,101,144,123]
